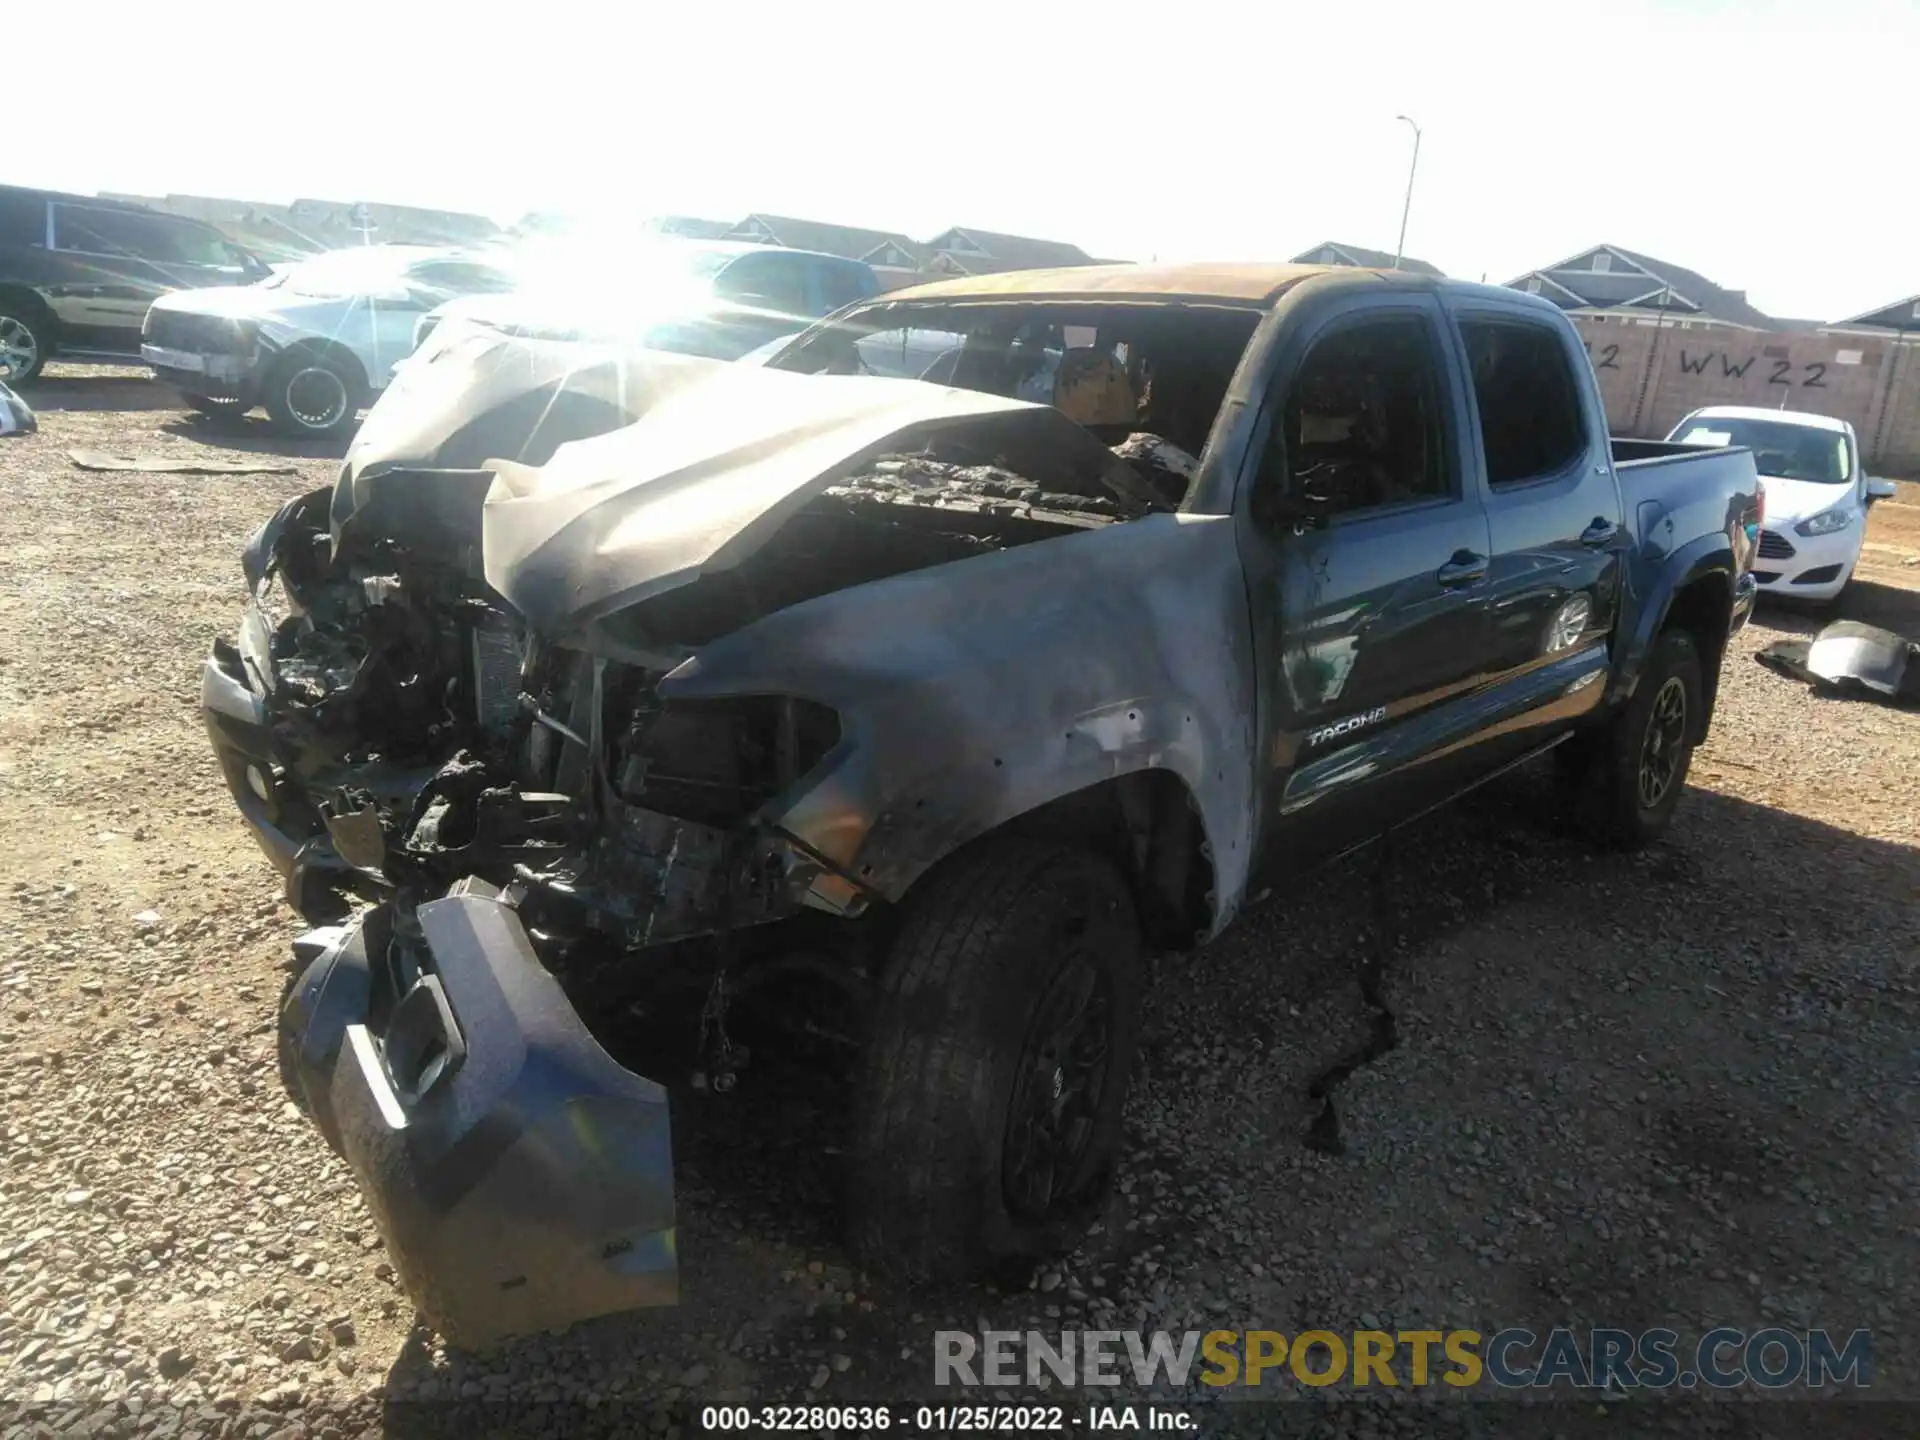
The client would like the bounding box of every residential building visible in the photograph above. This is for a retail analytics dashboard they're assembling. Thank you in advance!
[1833,295,1920,334]
[724,215,928,287]
[1290,241,1443,277]
[1504,244,1775,330]
[920,227,1096,276]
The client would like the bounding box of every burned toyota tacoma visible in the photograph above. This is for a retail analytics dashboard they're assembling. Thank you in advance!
[202,262,1762,1345]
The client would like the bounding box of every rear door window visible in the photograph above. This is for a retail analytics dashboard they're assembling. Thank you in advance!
[1456,318,1588,487]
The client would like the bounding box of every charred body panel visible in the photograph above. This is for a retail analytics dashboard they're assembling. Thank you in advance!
[655,511,1255,935]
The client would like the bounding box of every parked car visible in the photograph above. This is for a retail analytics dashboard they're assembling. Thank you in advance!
[142,245,517,437]
[1666,405,1897,605]
[0,185,267,384]
[408,238,882,372]
[202,262,1759,1345]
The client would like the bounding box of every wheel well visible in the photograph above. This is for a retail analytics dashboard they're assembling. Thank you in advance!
[994,770,1216,950]
[271,338,371,402]
[1661,572,1732,741]
[0,286,57,344]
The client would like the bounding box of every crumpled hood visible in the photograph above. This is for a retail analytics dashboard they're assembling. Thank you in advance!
[1756,473,1857,525]
[479,363,1139,638]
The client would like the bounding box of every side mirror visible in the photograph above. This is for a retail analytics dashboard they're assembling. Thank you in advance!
[1866,477,1897,503]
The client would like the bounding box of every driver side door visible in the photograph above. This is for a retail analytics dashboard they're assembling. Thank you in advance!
[1239,294,1498,874]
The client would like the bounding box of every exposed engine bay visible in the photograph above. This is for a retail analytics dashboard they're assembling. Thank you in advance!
[231,394,1196,1068]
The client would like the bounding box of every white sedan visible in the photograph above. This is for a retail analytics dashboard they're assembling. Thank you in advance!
[1666,405,1896,605]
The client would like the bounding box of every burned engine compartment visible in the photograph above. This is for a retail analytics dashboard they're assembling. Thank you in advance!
[250,433,1155,980]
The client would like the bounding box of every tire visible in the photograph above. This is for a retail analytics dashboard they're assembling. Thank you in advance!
[185,394,250,417]
[1580,629,1703,850]
[0,305,49,386]
[847,839,1144,1285]
[263,350,360,438]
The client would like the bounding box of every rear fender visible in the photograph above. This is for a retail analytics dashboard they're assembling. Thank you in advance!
[1608,532,1735,734]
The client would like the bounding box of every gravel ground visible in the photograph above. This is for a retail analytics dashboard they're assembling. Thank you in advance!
[3,368,1918,1438]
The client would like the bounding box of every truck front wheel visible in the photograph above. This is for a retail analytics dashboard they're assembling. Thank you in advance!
[847,840,1144,1285]
[1571,628,1703,849]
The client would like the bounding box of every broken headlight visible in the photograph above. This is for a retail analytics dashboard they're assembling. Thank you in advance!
[613,695,841,829]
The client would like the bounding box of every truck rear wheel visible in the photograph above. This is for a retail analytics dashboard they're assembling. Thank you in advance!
[847,840,1144,1284]
[1575,628,1703,849]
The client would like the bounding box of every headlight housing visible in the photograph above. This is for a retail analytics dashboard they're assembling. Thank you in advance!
[1795,505,1857,538]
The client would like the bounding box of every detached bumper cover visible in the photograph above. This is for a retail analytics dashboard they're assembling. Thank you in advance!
[280,884,678,1346]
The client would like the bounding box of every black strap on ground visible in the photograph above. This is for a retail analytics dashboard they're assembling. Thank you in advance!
[1304,835,1401,1155]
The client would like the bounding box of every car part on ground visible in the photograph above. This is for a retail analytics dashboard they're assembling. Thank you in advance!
[278,878,676,1347]
[1756,620,1920,705]
[68,449,299,475]
[0,377,32,434]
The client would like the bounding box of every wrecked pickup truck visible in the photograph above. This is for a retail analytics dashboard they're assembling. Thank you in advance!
[202,262,1761,1345]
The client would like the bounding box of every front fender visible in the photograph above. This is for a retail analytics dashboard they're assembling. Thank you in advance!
[656,513,1259,938]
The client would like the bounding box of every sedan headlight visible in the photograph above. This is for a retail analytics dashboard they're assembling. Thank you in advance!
[1795,505,1857,538]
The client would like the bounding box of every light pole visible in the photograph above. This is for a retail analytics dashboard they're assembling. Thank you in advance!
[1392,115,1422,270]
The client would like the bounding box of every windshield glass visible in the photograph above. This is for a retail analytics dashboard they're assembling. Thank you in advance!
[770,300,1262,460]
[1670,416,1853,483]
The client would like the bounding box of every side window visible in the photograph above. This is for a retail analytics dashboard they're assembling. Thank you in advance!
[148,218,243,267]
[715,255,807,315]
[52,205,166,257]
[1261,314,1452,519]
[1457,319,1587,487]
[0,193,46,247]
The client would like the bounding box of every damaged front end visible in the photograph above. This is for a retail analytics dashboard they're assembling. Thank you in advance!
[204,360,1248,1344]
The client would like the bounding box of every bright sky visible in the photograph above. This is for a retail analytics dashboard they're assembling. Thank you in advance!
[15,0,1916,322]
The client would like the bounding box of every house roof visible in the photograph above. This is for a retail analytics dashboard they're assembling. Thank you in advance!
[1291,241,1443,278]
[1835,294,1920,330]
[883,260,1397,306]
[726,214,920,263]
[1508,243,1776,328]
[927,227,1095,269]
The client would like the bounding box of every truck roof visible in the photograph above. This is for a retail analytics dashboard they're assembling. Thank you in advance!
[1685,404,1852,433]
[884,261,1538,313]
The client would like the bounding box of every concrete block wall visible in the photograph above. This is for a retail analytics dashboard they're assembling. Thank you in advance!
[1569,315,1920,477]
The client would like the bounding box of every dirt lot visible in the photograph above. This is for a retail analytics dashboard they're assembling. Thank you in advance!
[3,368,1918,1437]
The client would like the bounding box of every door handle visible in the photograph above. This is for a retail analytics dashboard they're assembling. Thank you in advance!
[1579,517,1617,547]
[1435,549,1487,587]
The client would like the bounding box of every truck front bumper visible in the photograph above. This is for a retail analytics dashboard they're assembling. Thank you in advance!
[281,882,678,1347]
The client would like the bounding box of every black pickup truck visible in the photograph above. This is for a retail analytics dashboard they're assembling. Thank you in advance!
[201,262,1760,1345]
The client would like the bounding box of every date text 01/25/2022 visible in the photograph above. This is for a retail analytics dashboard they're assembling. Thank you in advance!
[698,1404,1193,1431]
